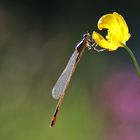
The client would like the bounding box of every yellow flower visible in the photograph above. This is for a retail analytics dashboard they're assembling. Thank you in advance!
[92,12,131,51]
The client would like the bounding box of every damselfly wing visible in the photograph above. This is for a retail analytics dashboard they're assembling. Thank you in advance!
[50,33,92,127]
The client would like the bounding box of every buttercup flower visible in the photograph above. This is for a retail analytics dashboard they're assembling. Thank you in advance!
[92,12,140,77]
[92,12,131,51]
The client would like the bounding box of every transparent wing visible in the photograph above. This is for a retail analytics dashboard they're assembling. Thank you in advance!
[52,50,79,100]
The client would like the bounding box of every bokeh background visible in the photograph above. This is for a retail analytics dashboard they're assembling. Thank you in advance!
[0,0,140,140]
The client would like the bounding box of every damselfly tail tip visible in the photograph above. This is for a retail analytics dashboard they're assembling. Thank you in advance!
[50,117,56,128]
[50,105,59,128]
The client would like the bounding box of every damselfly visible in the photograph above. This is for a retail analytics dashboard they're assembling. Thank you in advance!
[50,33,96,127]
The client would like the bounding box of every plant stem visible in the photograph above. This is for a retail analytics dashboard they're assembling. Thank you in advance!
[124,44,140,77]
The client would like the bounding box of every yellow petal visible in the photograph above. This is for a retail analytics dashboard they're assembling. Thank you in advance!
[92,31,118,51]
[98,13,119,32]
[113,12,130,43]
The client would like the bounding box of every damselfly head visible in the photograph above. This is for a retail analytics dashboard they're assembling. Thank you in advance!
[83,32,90,38]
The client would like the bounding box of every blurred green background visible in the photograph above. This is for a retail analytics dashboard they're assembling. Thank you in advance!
[0,1,140,140]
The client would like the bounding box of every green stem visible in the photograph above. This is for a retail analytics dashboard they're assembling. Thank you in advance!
[124,44,140,77]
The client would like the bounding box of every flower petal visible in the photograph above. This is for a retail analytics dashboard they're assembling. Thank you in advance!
[113,12,131,43]
[92,31,119,51]
[98,13,118,32]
